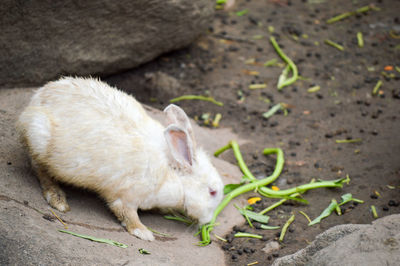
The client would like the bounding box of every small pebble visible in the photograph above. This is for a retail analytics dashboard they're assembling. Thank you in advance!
[231,254,237,260]
[370,194,378,199]
[383,206,389,211]
[243,247,251,254]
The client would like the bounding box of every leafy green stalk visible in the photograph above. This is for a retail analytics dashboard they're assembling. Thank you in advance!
[309,193,363,226]
[164,215,193,225]
[58,230,128,248]
[199,143,284,246]
[199,141,349,246]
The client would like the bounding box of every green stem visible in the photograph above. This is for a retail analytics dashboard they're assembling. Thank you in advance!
[335,138,362,144]
[234,232,263,239]
[324,39,344,51]
[357,32,364,47]
[259,198,287,215]
[279,214,295,242]
[170,95,224,106]
[269,36,299,89]
[326,4,380,24]
[257,176,348,198]
[299,211,312,223]
[372,80,383,95]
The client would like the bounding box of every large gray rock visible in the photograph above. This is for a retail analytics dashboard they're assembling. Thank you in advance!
[273,214,400,266]
[0,0,213,87]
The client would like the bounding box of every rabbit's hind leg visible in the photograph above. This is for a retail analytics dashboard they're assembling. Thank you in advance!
[32,161,70,212]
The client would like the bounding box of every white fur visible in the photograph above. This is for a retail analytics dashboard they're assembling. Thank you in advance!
[16,77,224,240]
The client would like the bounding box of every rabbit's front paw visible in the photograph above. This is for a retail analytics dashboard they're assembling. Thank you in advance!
[131,228,155,241]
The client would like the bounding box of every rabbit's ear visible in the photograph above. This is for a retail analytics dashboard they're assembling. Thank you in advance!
[164,125,194,168]
[163,104,195,147]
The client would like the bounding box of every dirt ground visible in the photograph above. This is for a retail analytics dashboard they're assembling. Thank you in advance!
[105,0,400,265]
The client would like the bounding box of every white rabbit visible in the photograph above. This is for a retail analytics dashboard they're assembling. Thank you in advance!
[16,77,224,241]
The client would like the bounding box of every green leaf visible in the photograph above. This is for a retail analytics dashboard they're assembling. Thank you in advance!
[224,183,243,194]
[308,199,338,226]
[236,9,248,16]
[339,193,364,205]
[236,206,270,224]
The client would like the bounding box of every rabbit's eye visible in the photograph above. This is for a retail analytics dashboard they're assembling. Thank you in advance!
[209,187,217,196]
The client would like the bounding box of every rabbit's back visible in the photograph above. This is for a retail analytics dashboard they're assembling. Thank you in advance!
[19,77,165,193]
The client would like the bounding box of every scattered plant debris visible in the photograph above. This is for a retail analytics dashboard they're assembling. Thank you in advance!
[58,230,128,248]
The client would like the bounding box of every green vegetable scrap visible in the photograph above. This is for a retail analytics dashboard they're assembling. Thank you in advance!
[357,32,364,47]
[234,232,263,239]
[236,9,249,16]
[262,103,284,119]
[307,85,321,93]
[249,83,267,90]
[309,199,339,226]
[170,95,223,106]
[260,224,280,230]
[212,113,222,128]
[139,248,151,255]
[279,214,295,242]
[372,80,383,95]
[324,39,344,51]
[309,193,364,226]
[335,138,362,144]
[326,4,381,24]
[371,205,378,218]
[269,36,299,90]
[58,230,127,248]
[264,58,278,67]
[235,205,270,224]
[299,211,312,223]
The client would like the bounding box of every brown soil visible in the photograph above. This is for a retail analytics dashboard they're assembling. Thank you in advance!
[105,0,400,265]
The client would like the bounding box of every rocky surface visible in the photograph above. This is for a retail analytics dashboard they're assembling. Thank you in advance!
[273,214,400,266]
[0,0,213,87]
